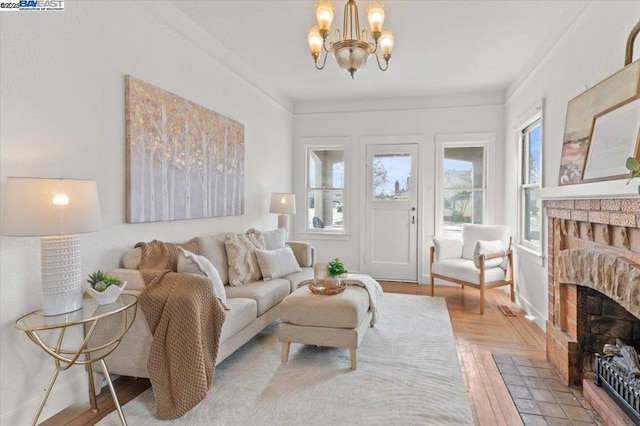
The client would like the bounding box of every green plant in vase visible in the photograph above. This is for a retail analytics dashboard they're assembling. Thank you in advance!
[626,157,640,194]
[87,270,123,292]
[327,258,346,287]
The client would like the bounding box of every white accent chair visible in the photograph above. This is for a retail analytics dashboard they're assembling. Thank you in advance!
[429,224,514,314]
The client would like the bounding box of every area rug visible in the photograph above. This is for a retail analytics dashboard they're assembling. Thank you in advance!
[99,293,473,425]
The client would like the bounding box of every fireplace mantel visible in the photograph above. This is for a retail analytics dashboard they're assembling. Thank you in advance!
[537,179,640,200]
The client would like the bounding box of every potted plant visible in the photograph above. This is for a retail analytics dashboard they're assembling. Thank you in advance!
[86,270,126,305]
[326,258,346,288]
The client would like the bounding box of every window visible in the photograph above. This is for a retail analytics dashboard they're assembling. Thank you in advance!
[372,153,412,201]
[437,142,488,233]
[519,117,542,249]
[306,148,345,232]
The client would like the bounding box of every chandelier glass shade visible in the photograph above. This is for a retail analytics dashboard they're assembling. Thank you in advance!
[307,0,394,78]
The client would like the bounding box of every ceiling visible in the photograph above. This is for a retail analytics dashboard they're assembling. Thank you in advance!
[168,0,588,106]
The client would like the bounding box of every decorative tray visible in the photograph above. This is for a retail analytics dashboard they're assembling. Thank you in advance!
[309,282,347,296]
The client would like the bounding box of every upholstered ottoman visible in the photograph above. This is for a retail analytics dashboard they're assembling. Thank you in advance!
[279,285,372,369]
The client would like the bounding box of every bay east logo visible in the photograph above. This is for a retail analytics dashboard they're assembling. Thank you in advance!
[0,0,64,11]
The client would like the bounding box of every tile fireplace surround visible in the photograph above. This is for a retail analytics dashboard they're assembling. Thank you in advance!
[544,196,640,387]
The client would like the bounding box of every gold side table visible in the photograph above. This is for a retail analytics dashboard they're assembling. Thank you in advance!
[15,294,138,426]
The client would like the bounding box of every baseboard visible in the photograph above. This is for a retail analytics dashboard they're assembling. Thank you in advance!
[0,371,88,425]
[516,294,546,331]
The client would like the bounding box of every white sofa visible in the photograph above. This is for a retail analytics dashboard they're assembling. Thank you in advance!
[91,231,314,389]
[429,224,514,314]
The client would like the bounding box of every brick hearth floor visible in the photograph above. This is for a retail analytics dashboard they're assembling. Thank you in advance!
[493,354,604,425]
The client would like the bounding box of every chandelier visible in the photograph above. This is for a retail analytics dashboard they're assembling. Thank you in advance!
[307,0,395,78]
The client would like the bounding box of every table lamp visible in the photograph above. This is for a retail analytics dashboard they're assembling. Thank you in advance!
[2,177,102,316]
[269,193,296,239]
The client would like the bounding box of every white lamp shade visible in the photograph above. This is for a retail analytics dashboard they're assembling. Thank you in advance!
[2,177,102,236]
[269,193,296,215]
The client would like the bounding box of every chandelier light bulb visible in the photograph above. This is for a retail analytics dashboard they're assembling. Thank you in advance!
[380,29,394,57]
[315,0,335,33]
[307,26,323,58]
[367,2,385,37]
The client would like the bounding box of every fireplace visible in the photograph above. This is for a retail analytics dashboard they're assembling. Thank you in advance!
[543,197,640,421]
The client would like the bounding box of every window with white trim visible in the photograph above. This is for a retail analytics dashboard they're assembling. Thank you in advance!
[519,117,542,249]
[306,147,345,233]
[437,141,488,234]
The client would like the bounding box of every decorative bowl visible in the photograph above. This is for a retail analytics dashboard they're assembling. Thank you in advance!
[87,282,127,305]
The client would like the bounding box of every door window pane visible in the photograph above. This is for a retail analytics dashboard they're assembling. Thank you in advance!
[372,153,411,200]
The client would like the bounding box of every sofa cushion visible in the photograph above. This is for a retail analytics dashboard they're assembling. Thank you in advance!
[255,247,301,281]
[219,298,258,343]
[224,279,290,316]
[461,224,510,260]
[247,228,286,250]
[284,267,314,293]
[472,240,507,269]
[193,233,234,285]
[432,258,505,284]
[123,247,142,269]
[177,248,229,310]
[225,233,266,286]
[286,241,314,267]
[433,236,463,261]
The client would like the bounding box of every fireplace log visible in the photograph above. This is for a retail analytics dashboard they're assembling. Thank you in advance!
[612,339,640,378]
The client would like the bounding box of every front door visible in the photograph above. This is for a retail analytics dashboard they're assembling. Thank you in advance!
[364,144,418,281]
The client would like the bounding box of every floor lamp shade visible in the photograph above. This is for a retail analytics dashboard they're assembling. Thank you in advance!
[2,178,102,315]
[269,193,296,237]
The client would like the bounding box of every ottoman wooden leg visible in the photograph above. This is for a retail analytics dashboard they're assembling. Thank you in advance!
[281,342,290,364]
[350,348,357,370]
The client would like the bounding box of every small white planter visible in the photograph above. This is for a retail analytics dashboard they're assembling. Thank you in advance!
[87,282,127,305]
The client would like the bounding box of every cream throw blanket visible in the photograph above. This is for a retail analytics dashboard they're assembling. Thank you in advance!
[298,273,384,325]
[136,240,226,420]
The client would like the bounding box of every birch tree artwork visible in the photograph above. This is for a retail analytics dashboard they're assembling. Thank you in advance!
[125,75,244,223]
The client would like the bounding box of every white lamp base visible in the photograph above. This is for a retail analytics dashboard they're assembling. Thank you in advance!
[277,214,290,240]
[40,235,83,316]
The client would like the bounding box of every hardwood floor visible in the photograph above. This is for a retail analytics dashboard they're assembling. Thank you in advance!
[46,283,543,425]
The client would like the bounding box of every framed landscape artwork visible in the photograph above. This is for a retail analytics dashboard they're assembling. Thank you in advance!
[125,75,244,223]
[582,96,640,182]
[558,60,640,185]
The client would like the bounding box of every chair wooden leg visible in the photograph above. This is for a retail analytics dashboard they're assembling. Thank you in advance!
[430,274,434,297]
[510,281,515,302]
[350,348,357,370]
[281,342,290,364]
[479,285,485,315]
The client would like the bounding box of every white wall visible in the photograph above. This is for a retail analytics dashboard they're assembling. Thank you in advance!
[293,97,504,282]
[503,1,640,329]
[0,2,293,423]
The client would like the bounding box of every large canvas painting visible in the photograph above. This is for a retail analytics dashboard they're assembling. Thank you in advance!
[125,75,244,223]
[558,61,640,185]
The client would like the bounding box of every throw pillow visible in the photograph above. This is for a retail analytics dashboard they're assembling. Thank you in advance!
[247,228,286,250]
[433,236,463,261]
[255,247,302,280]
[472,240,507,270]
[224,233,266,286]
[177,248,229,310]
